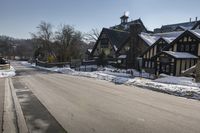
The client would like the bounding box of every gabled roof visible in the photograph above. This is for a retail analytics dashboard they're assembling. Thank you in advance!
[154,31,183,43]
[154,21,199,33]
[140,38,169,57]
[163,30,200,51]
[190,29,200,38]
[140,31,184,57]
[139,31,183,46]
[90,28,129,55]
[139,32,159,46]
[104,28,130,51]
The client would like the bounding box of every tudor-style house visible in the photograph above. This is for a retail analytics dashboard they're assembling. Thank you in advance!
[90,13,149,68]
[90,13,200,76]
[141,19,200,76]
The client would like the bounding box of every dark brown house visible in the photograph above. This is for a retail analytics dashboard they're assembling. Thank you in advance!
[90,14,149,68]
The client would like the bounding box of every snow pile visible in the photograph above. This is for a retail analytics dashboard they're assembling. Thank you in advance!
[34,65,75,74]
[0,66,16,78]
[154,74,199,87]
[79,65,97,71]
[124,78,200,100]
[100,67,153,79]
[21,61,35,67]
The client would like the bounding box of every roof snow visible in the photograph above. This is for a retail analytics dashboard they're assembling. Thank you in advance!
[87,49,92,53]
[163,51,198,59]
[178,26,193,30]
[190,29,200,38]
[139,31,183,45]
[162,37,176,43]
[154,30,183,40]
[118,55,127,59]
[139,32,159,46]
[113,45,118,51]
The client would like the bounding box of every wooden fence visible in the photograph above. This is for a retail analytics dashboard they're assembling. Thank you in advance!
[0,64,10,70]
[36,60,70,68]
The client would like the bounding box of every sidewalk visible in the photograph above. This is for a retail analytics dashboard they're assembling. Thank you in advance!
[0,79,5,133]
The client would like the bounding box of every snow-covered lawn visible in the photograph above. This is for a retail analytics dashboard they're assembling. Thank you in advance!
[21,61,200,100]
[0,66,16,78]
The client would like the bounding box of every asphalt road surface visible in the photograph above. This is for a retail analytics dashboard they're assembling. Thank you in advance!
[11,61,200,133]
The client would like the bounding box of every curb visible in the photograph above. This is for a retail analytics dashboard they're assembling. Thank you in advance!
[8,78,29,133]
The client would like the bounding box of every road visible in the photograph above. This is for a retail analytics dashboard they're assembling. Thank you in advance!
[11,61,200,133]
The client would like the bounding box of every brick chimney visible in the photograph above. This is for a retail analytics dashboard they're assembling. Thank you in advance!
[127,23,144,68]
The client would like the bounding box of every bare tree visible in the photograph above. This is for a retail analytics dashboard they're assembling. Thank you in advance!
[0,36,15,59]
[85,28,100,43]
[55,25,84,62]
[31,21,55,60]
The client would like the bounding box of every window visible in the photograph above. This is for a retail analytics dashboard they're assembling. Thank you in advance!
[180,44,184,51]
[148,61,151,68]
[178,42,197,55]
[100,38,109,48]
[145,61,148,68]
[152,62,154,68]
[177,35,198,55]
[185,44,190,52]
[191,44,197,53]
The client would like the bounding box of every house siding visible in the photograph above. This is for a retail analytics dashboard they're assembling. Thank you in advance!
[176,60,181,76]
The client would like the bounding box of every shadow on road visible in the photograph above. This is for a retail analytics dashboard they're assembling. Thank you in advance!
[12,77,67,133]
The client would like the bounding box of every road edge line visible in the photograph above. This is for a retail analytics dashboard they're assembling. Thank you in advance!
[3,78,17,133]
[1,79,5,133]
[9,78,29,133]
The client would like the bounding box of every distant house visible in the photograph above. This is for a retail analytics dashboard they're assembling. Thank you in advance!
[90,28,130,63]
[90,13,149,68]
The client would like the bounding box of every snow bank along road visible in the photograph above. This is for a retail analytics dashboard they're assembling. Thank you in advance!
[11,61,200,133]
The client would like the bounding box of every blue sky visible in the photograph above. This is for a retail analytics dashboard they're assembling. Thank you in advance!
[0,0,200,39]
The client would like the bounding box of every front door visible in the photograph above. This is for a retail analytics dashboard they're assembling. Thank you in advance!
[159,63,171,75]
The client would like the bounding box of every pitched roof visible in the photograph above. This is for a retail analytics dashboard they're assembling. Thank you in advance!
[90,28,130,55]
[154,31,183,43]
[139,31,183,46]
[154,21,199,33]
[163,51,198,59]
[175,26,192,31]
[190,29,200,38]
[104,28,130,51]
[139,32,159,46]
